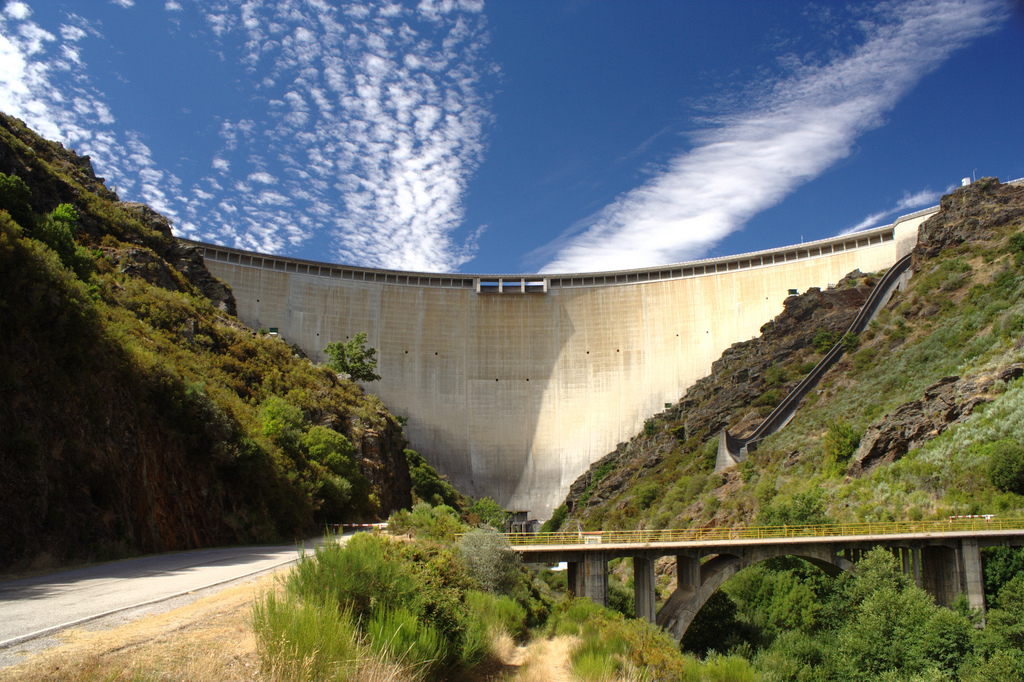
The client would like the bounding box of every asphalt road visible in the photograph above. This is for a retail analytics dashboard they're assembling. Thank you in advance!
[0,539,326,651]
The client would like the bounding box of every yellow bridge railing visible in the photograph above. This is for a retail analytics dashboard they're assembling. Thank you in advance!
[499,516,1024,547]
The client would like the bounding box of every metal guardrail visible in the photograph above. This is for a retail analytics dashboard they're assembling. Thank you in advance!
[497,517,1024,547]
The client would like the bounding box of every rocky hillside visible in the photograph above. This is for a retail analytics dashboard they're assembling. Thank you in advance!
[557,178,1024,534]
[0,113,412,572]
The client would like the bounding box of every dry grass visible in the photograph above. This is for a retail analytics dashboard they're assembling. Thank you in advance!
[2,573,577,682]
[2,576,274,681]
[500,636,579,682]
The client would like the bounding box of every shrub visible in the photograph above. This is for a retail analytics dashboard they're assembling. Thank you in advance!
[458,528,522,595]
[0,171,34,229]
[324,331,380,382]
[989,440,1024,494]
[813,329,839,353]
[406,449,462,509]
[765,364,788,388]
[465,590,527,640]
[823,419,860,462]
[753,389,781,407]
[633,482,660,510]
[540,504,568,533]
[366,606,450,679]
[287,533,419,623]
[251,591,362,682]
[466,496,509,529]
[389,501,466,541]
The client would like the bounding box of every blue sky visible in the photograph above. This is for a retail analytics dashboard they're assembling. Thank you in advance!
[0,1,1021,275]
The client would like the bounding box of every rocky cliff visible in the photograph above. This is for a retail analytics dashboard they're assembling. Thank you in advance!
[0,112,412,571]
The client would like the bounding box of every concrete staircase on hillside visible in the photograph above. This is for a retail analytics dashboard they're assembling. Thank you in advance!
[716,253,914,471]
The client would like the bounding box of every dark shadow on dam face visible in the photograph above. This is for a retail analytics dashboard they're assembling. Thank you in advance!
[392,292,576,515]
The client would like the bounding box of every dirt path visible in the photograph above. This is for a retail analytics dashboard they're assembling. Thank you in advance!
[498,635,578,682]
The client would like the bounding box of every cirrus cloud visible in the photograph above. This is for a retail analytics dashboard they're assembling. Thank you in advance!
[539,0,1007,274]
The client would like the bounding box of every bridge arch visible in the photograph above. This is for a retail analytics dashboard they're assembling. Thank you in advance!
[656,547,854,640]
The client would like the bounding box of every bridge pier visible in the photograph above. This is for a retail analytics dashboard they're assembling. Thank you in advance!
[567,553,608,606]
[961,539,986,620]
[633,555,657,623]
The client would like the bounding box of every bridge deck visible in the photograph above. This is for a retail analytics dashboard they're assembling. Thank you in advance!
[502,518,1024,559]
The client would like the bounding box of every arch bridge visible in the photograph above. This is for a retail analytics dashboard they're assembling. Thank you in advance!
[502,518,1024,640]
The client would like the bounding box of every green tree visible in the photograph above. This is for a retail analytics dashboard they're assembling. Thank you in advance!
[406,449,461,509]
[756,489,831,527]
[324,331,380,382]
[467,497,509,529]
[34,203,95,280]
[458,528,522,594]
[813,329,839,353]
[540,504,567,533]
[0,172,33,229]
[989,440,1024,494]
[303,426,369,517]
[258,396,305,456]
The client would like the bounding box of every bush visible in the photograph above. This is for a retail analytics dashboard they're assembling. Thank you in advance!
[0,171,34,229]
[366,606,450,678]
[823,419,861,462]
[288,533,420,623]
[989,440,1024,494]
[540,504,568,533]
[458,528,523,595]
[765,363,788,388]
[465,590,528,640]
[406,449,462,509]
[251,591,362,682]
[324,331,380,382]
[813,329,840,353]
[467,497,508,529]
[633,482,660,510]
[389,502,466,541]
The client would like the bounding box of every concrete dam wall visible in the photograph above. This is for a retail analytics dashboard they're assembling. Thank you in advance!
[187,209,932,519]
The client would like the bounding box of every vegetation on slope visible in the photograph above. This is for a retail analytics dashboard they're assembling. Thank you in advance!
[558,178,1024,534]
[0,112,412,571]
[545,178,1024,679]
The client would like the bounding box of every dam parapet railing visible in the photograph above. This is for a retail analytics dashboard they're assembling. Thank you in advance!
[494,516,1024,548]
[181,207,935,294]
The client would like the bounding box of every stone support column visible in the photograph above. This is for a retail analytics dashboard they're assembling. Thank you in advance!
[583,552,608,607]
[567,562,582,598]
[677,554,700,595]
[633,556,657,623]
[961,539,986,623]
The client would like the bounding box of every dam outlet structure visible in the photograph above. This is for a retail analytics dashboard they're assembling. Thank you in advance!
[185,208,932,520]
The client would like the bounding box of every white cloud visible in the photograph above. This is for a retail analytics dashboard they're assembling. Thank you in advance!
[110,0,134,8]
[3,2,30,20]
[844,188,941,233]
[539,0,1007,273]
[248,171,276,184]
[164,1,183,10]
[180,0,494,270]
